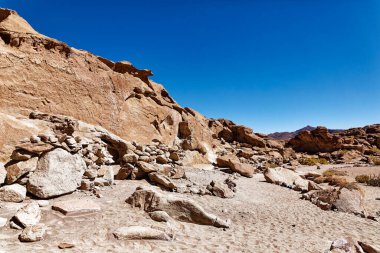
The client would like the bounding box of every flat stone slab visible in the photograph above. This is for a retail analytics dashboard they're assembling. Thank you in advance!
[52,199,101,216]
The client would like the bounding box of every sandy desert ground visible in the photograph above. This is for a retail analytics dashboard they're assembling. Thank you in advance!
[0,165,379,253]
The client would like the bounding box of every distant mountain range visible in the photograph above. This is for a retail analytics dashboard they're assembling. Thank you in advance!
[268,126,343,140]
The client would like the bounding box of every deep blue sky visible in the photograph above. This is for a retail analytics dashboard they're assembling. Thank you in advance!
[1,0,379,133]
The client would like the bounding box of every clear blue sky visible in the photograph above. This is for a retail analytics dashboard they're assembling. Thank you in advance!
[1,0,379,133]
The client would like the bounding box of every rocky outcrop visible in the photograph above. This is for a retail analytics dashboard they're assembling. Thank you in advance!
[209,119,266,147]
[27,148,86,198]
[0,8,216,156]
[287,127,343,153]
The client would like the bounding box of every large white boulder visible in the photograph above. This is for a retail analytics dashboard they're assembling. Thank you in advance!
[13,202,41,228]
[27,148,86,198]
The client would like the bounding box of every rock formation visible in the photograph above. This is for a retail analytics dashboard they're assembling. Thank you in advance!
[0,8,215,157]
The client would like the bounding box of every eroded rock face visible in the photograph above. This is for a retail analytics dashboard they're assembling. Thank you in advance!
[0,8,216,151]
[27,148,86,198]
[126,186,230,228]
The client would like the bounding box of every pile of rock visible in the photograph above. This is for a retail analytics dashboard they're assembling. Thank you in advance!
[9,202,46,242]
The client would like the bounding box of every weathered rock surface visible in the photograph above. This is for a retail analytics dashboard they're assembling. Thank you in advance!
[19,224,46,242]
[0,8,217,155]
[113,226,172,241]
[208,180,235,198]
[148,172,177,190]
[13,202,41,228]
[302,184,366,215]
[0,184,26,202]
[52,199,101,216]
[5,157,38,184]
[264,167,309,191]
[216,156,255,177]
[287,127,343,153]
[126,187,230,228]
[334,185,366,215]
[27,148,86,198]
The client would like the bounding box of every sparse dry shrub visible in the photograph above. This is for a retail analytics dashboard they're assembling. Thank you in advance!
[313,175,348,187]
[323,169,347,177]
[355,174,370,183]
[355,174,380,187]
[299,157,329,166]
[370,155,380,165]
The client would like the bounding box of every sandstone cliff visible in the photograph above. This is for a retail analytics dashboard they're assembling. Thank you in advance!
[0,8,215,154]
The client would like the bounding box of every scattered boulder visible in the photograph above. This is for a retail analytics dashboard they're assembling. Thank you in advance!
[122,153,138,163]
[19,224,46,242]
[302,183,366,215]
[115,166,132,180]
[216,156,255,177]
[208,180,235,198]
[52,199,101,216]
[10,149,33,161]
[113,226,172,241]
[334,184,365,215]
[13,202,41,228]
[148,172,177,190]
[5,157,38,184]
[136,161,158,173]
[126,187,230,228]
[0,184,26,202]
[27,148,86,198]
[264,167,309,192]
[156,155,169,164]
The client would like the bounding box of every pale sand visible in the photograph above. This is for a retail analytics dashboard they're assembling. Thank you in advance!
[0,166,379,253]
